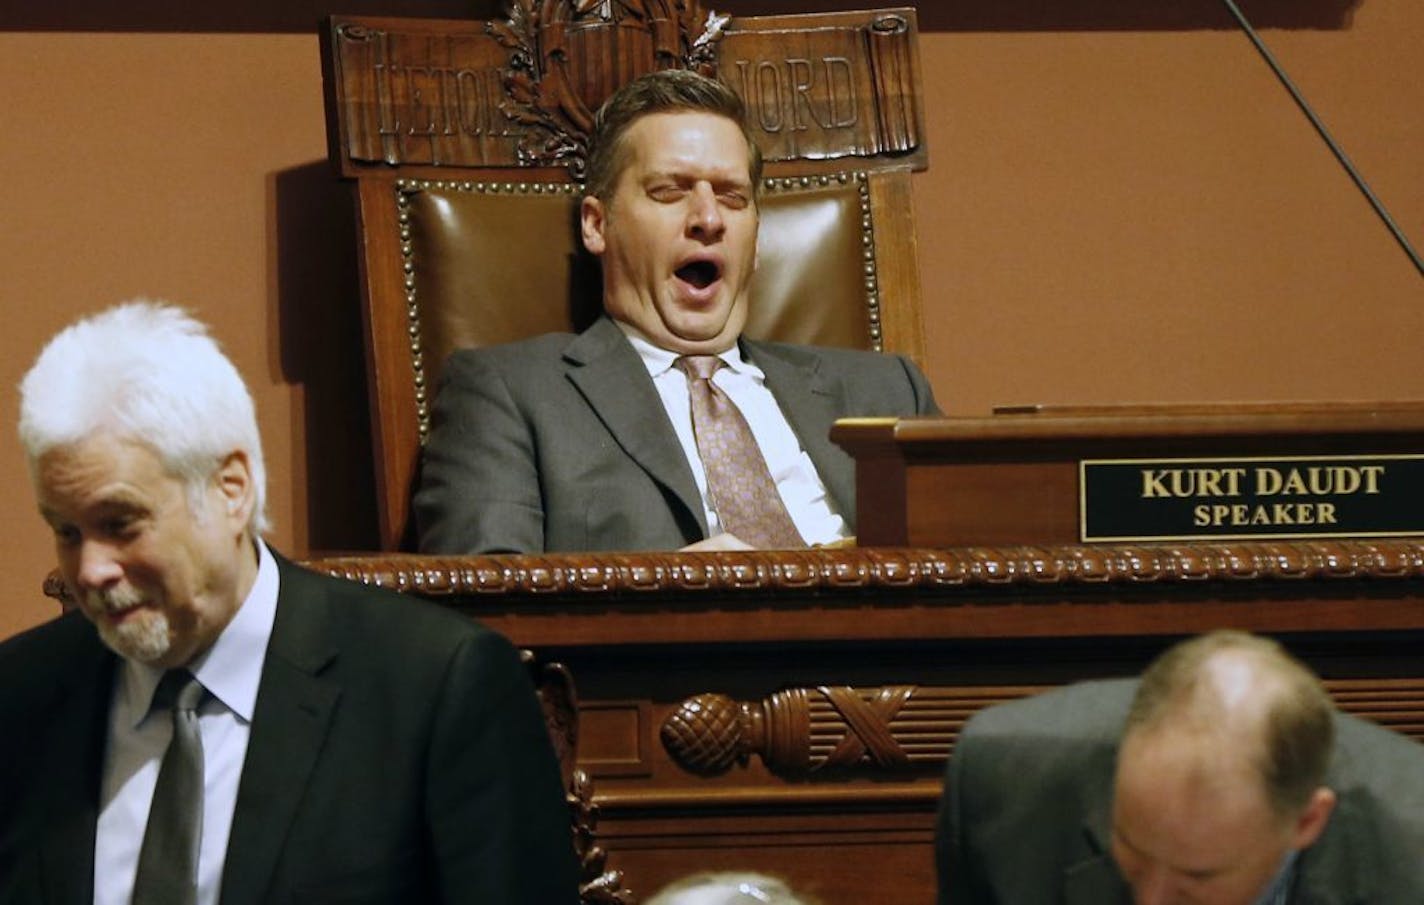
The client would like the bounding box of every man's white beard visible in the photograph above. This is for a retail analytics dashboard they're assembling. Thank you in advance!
[86,587,171,664]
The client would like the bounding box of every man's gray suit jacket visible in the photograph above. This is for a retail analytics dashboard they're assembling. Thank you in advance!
[936,678,1424,905]
[415,316,940,553]
[0,554,580,905]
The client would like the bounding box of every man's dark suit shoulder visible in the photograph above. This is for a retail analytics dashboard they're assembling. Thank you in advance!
[958,678,1135,743]
[1325,699,1424,853]
[0,607,102,679]
[749,337,918,369]
[441,331,576,374]
[747,336,934,395]
[242,557,580,903]
[0,608,110,762]
[274,555,500,653]
[947,680,1130,846]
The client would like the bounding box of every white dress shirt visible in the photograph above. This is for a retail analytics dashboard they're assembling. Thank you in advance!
[618,323,850,545]
[94,541,279,905]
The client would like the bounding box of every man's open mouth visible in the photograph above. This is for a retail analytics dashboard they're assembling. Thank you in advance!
[675,259,721,289]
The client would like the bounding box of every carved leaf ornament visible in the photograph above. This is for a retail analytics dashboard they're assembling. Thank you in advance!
[488,0,727,176]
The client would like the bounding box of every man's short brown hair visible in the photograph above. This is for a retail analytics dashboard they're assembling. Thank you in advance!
[582,68,763,202]
[1124,630,1336,818]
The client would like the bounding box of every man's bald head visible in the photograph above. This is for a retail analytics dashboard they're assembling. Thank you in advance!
[1124,630,1334,818]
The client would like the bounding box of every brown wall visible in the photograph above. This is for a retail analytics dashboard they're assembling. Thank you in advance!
[3,2,1421,640]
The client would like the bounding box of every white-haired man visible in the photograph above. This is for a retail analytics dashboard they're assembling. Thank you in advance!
[937,630,1424,904]
[0,302,579,905]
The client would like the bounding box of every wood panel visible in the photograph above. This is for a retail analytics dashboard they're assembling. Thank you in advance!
[307,544,1424,903]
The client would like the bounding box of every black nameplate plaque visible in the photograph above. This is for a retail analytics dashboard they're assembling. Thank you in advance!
[1080,455,1424,542]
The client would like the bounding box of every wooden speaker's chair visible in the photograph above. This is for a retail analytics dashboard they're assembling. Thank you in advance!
[321,1,929,551]
[322,6,928,899]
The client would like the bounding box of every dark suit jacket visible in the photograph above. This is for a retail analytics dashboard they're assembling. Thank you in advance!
[0,554,579,905]
[415,316,940,553]
[936,679,1424,905]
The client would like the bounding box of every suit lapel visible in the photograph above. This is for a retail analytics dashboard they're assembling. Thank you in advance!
[219,559,341,905]
[1062,792,1132,905]
[563,318,707,535]
[744,339,857,519]
[1063,856,1129,905]
[36,637,113,905]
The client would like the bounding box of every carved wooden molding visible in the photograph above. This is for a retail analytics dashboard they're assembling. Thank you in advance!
[660,679,1424,777]
[524,651,634,905]
[661,685,1039,776]
[570,769,634,905]
[47,539,1424,608]
[306,539,1424,599]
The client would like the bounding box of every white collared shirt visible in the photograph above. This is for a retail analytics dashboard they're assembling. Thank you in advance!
[94,540,280,905]
[617,322,850,546]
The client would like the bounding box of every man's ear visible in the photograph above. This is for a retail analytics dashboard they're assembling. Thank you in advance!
[580,195,607,256]
[1290,786,1336,851]
[213,450,255,532]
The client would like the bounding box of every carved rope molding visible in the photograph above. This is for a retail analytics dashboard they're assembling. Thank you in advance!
[306,540,1424,598]
[660,679,1424,777]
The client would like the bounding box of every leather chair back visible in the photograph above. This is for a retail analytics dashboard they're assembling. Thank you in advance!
[399,173,889,442]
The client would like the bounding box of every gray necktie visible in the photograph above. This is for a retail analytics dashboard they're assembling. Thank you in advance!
[675,355,805,548]
[132,670,207,905]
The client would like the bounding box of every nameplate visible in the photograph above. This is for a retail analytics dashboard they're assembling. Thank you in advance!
[1079,455,1424,542]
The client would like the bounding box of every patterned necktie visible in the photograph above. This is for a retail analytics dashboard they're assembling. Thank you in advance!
[132,670,207,905]
[675,355,805,548]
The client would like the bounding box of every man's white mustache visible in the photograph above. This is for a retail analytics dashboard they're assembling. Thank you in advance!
[84,585,148,614]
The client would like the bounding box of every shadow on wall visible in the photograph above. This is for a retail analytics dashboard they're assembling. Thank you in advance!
[1,0,1364,33]
[272,161,380,555]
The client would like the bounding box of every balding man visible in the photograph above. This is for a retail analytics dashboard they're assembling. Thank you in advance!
[936,630,1424,905]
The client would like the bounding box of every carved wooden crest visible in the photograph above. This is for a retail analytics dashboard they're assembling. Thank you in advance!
[323,3,925,175]
[489,0,728,175]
